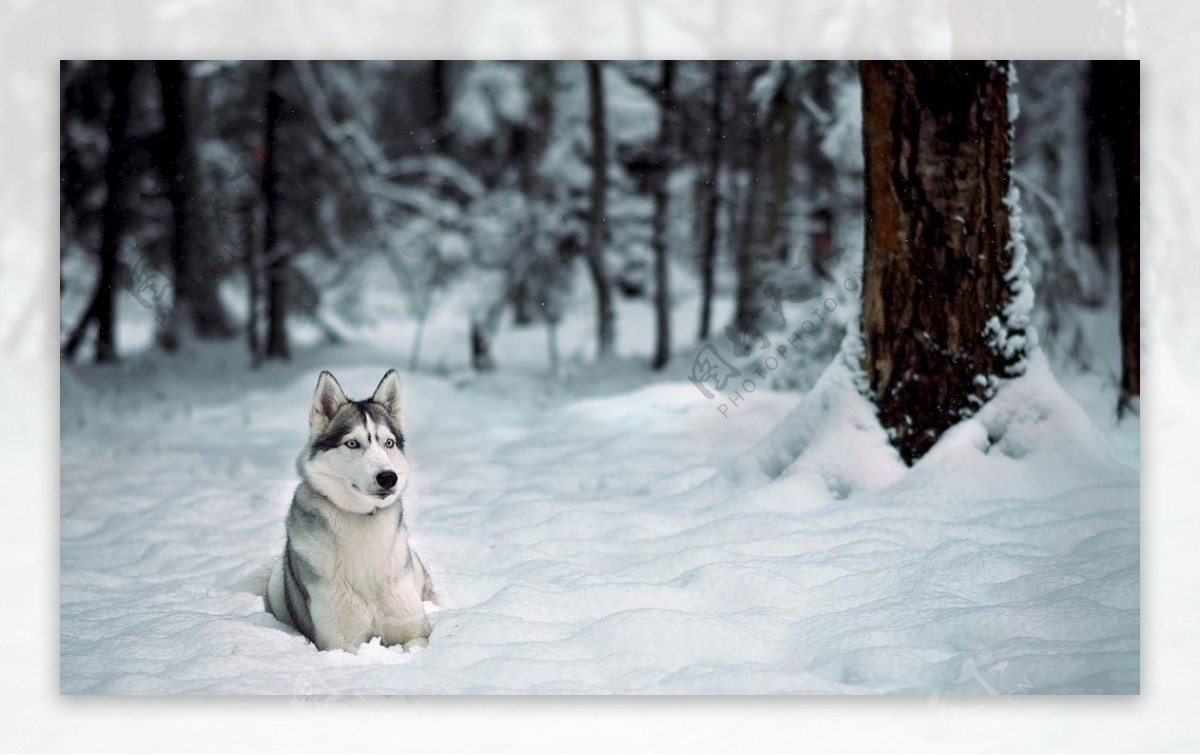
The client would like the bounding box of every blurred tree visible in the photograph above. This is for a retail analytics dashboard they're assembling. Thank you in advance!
[430,60,452,154]
[728,62,776,353]
[585,61,616,359]
[57,59,1104,384]
[62,61,135,363]
[60,61,109,360]
[649,61,676,371]
[446,60,539,371]
[1011,62,1101,369]
[262,60,290,361]
[185,61,272,364]
[1113,63,1140,416]
[519,62,576,376]
[696,61,727,343]
[153,59,191,352]
[760,64,796,265]
[155,61,234,350]
[1085,61,1120,270]
[797,62,839,280]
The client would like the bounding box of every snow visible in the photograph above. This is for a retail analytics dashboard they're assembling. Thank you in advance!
[60,318,1138,694]
[998,184,1037,363]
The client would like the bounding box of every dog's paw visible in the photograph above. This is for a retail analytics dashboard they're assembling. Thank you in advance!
[401,636,428,652]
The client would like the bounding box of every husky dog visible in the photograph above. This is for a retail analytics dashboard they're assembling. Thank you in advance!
[266,370,436,652]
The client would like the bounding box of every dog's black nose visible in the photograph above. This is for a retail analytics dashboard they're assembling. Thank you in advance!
[376,471,398,489]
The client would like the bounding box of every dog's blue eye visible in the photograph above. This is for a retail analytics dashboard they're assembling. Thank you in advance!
[345,439,360,449]
[385,438,395,449]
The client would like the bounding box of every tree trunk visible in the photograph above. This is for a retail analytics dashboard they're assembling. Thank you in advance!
[1085,61,1117,272]
[697,61,726,343]
[94,61,136,364]
[731,135,768,348]
[155,61,186,351]
[156,61,233,346]
[470,324,491,372]
[650,61,676,371]
[61,283,100,360]
[262,61,290,361]
[242,198,263,366]
[511,61,554,329]
[805,63,837,280]
[1114,63,1140,415]
[154,60,190,351]
[730,65,787,348]
[763,68,795,264]
[859,61,1028,465]
[584,61,616,358]
[469,300,504,372]
[430,60,450,153]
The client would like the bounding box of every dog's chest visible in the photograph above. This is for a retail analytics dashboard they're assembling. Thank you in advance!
[326,509,422,623]
[333,510,408,586]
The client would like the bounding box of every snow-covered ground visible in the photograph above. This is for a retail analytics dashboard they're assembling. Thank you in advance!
[60,304,1139,694]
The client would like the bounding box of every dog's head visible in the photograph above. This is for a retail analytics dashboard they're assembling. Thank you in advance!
[300,370,411,515]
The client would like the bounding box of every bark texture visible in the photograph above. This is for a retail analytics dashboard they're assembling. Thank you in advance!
[859,61,1026,464]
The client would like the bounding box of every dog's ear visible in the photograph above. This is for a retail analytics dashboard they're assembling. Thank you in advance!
[370,369,403,427]
[310,371,348,433]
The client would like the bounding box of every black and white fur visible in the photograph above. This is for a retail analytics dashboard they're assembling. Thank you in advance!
[266,370,436,652]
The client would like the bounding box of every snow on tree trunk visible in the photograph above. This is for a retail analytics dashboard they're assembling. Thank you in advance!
[859,61,1030,464]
